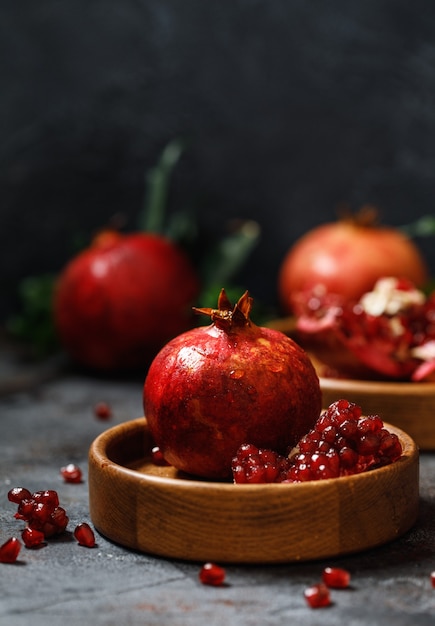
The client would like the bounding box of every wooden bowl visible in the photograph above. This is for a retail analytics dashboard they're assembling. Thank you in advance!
[88,418,419,564]
[320,377,435,450]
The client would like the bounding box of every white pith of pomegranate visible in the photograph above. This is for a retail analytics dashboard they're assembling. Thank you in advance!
[278,207,429,314]
[293,277,435,381]
[143,289,322,479]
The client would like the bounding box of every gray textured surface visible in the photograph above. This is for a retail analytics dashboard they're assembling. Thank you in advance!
[1,346,435,625]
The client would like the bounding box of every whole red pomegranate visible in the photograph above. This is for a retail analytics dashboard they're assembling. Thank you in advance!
[278,207,429,314]
[53,230,199,371]
[143,289,322,479]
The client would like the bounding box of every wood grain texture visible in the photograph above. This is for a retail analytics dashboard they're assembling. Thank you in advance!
[88,417,419,564]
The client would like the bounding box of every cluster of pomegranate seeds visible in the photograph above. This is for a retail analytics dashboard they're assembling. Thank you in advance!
[0,537,22,563]
[93,401,112,420]
[5,486,97,557]
[232,400,402,484]
[198,562,226,586]
[231,443,290,484]
[73,522,96,548]
[8,487,69,539]
[304,566,351,609]
[60,463,83,483]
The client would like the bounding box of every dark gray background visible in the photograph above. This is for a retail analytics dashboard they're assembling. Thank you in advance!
[2,0,435,320]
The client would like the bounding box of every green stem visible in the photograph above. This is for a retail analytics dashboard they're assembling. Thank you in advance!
[138,138,187,234]
[400,215,435,237]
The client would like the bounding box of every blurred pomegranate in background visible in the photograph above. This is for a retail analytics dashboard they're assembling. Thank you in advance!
[53,230,199,372]
[278,206,429,314]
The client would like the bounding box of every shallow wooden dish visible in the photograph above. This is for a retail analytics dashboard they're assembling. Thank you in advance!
[88,418,419,564]
[320,377,435,450]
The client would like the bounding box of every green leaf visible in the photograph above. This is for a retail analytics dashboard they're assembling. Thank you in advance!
[138,137,188,234]
[6,274,59,357]
[400,215,435,237]
[199,219,261,291]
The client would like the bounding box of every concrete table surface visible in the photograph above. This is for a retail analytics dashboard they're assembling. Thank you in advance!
[1,344,435,626]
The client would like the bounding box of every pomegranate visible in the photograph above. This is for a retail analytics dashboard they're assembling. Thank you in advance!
[143,289,322,479]
[293,277,435,381]
[278,207,429,314]
[53,230,200,371]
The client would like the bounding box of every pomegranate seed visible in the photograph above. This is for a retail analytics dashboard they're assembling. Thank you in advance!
[74,522,96,548]
[304,582,332,608]
[22,527,46,548]
[322,566,351,589]
[49,506,69,534]
[94,401,112,420]
[60,463,83,483]
[151,446,170,466]
[32,490,59,509]
[15,498,34,521]
[0,537,22,563]
[431,572,435,588]
[199,562,226,586]
[8,487,32,504]
[32,502,54,523]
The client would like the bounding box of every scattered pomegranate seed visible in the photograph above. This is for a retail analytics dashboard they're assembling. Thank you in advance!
[304,582,332,608]
[73,523,96,548]
[199,562,226,586]
[22,527,46,549]
[94,401,112,420]
[431,572,435,588]
[151,446,170,466]
[322,566,351,589]
[60,463,83,483]
[0,537,22,563]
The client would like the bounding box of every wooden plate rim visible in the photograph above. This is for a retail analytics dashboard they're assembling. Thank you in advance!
[90,417,417,492]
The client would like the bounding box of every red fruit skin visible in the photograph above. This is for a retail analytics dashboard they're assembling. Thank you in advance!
[53,232,200,371]
[279,220,428,314]
[144,317,322,479]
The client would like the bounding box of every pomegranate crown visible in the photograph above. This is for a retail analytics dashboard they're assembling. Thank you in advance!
[193,289,253,329]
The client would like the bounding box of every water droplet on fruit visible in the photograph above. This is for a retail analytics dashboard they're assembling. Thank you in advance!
[229,369,244,379]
